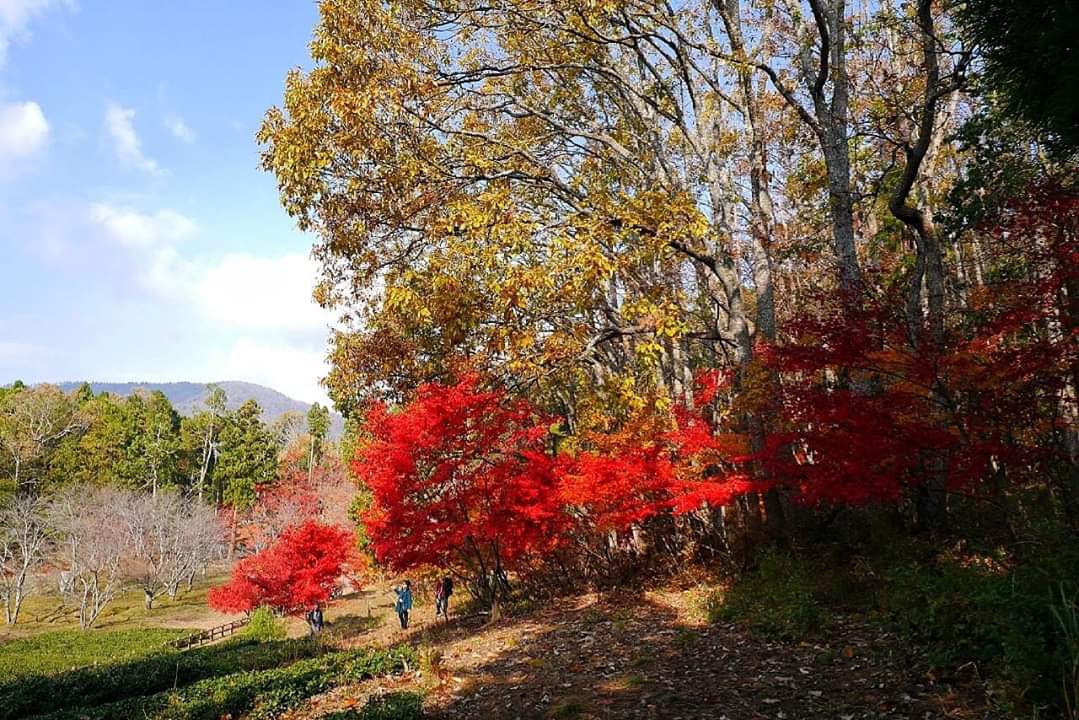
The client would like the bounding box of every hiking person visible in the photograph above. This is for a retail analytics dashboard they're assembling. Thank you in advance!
[394,580,413,629]
[435,575,454,619]
[306,604,324,636]
[434,576,446,618]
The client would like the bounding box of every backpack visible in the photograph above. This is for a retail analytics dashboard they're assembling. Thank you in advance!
[443,577,453,596]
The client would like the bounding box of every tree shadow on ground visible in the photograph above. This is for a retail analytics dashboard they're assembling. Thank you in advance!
[325,613,383,638]
[417,590,981,720]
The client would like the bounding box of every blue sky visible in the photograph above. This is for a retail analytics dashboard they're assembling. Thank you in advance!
[0,1,336,403]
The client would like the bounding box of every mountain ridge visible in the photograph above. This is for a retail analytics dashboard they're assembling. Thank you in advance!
[53,380,344,437]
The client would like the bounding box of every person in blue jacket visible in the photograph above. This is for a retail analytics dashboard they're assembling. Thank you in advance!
[393,580,413,629]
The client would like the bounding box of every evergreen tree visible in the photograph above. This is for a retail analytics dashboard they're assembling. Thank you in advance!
[305,402,331,483]
[215,400,278,556]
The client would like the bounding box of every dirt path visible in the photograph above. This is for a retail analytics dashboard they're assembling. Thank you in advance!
[288,582,992,720]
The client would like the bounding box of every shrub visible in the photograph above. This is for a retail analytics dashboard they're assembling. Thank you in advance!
[706,550,831,639]
[547,695,590,718]
[4,636,322,720]
[322,692,425,720]
[417,644,444,679]
[37,645,417,720]
[1052,585,1079,719]
[0,627,189,681]
[876,555,1068,713]
[706,530,1079,716]
[244,606,287,643]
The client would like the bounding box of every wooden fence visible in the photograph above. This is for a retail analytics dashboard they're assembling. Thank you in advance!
[170,618,249,651]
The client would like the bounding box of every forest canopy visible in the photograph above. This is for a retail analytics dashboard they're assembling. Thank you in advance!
[258,0,1077,545]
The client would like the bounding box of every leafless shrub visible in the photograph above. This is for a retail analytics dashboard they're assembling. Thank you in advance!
[0,494,51,624]
[49,487,129,628]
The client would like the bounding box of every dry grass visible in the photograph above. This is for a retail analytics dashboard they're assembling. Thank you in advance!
[0,574,234,642]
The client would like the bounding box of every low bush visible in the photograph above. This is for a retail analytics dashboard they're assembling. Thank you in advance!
[705,550,831,639]
[36,645,417,720]
[3,635,322,720]
[876,554,1074,714]
[417,643,444,680]
[323,692,425,720]
[707,527,1079,716]
[243,606,287,642]
[0,627,189,680]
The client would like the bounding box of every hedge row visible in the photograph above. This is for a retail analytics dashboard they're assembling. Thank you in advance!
[33,645,417,720]
[2,636,322,720]
[0,627,189,682]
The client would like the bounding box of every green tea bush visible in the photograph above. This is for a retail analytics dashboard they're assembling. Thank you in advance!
[36,645,417,720]
[243,606,287,642]
[2,635,321,720]
[0,627,189,680]
[706,550,831,639]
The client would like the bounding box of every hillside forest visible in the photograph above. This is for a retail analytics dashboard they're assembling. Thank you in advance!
[0,382,348,625]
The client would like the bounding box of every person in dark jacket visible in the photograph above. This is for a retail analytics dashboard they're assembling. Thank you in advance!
[393,581,413,629]
[306,604,324,636]
[434,575,454,619]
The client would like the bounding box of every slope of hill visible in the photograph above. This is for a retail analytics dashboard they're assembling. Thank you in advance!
[54,380,344,436]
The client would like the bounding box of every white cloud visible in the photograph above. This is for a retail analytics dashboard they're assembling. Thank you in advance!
[84,202,333,401]
[0,100,49,160]
[214,338,329,404]
[91,203,329,337]
[160,251,333,401]
[189,252,330,334]
[104,102,161,175]
[0,0,65,68]
[163,113,195,143]
[191,253,334,403]
[88,203,196,248]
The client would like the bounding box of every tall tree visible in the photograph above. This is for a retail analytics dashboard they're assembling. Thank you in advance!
[49,487,129,629]
[258,0,969,502]
[960,0,1079,152]
[0,385,84,494]
[140,391,181,497]
[356,376,566,606]
[305,402,331,484]
[180,385,228,501]
[208,520,356,616]
[46,392,126,488]
[215,400,277,556]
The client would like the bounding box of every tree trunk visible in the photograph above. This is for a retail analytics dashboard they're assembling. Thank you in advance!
[227,507,238,561]
[887,0,959,533]
[720,0,788,544]
[811,0,863,305]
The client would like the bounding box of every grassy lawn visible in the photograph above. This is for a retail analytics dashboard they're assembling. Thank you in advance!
[0,577,392,646]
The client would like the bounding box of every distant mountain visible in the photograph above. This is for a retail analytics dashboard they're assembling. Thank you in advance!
[54,380,344,438]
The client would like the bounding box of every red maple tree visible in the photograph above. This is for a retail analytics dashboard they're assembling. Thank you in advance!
[354,375,565,603]
[758,188,1078,510]
[208,520,357,615]
[559,387,755,533]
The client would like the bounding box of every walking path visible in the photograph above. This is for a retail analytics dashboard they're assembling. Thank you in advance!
[288,583,991,719]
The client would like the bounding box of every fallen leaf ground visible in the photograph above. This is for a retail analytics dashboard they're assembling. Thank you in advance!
[287,580,996,720]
